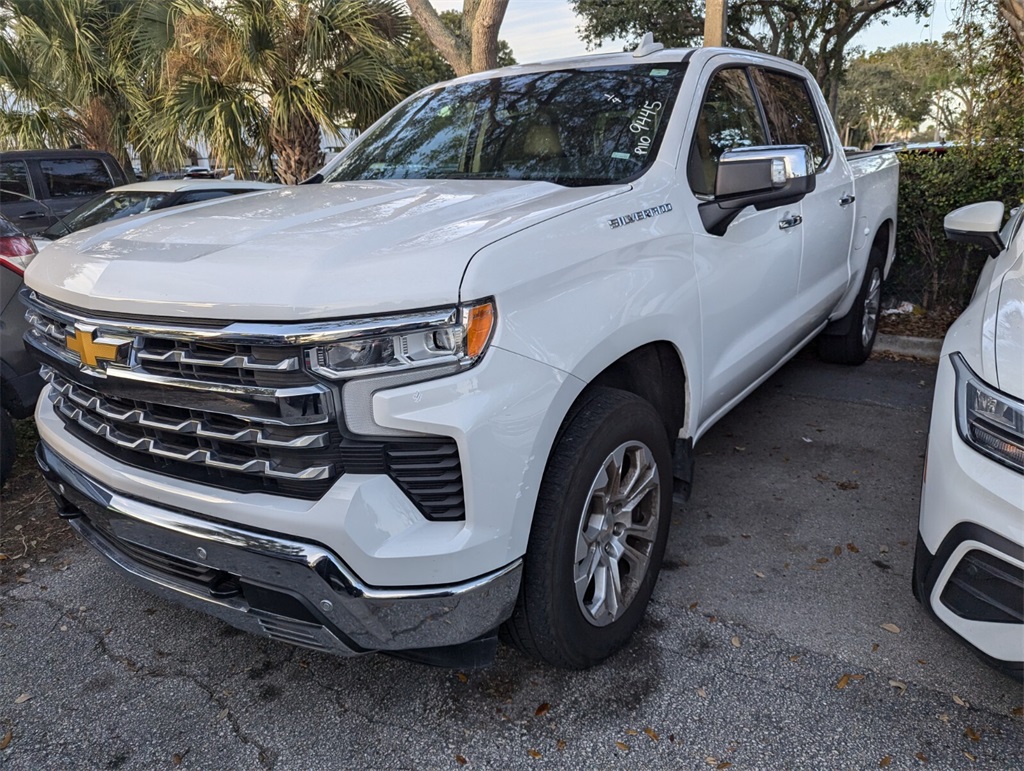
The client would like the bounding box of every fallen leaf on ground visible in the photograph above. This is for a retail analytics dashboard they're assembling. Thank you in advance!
[916,752,928,763]
[802,437,813,443]
[964,751,976,762]
[871,644,880,653]
[754,570,766,578]
[625,729,638,736]
[456,672,468,683]
[939,713,950,724]
[14,694,31,704]
[528,749,542,759]
[1012,706,1023,717]
[615,742,629,751]
[834,545,842,556]
[816,557,830,564]
[0,730,11,750]
[731,636,741,648]
[879,756,891,767]
[880,623,900,634]
[717,763,732,770]
[455,755,468,765]
[789,654,801,662]
[889,679,907,694]
[669,734,675,743]
[557,740,566,751]
[836,674,851,690]
[689,601,699,610]
[644,728,659,741]
[965,726,981,741]
[847,543,860,553]
[917,659,927,665]
[851,674,865,680]
[734,446,745,452]
[534,703,549,717]
[836,480,859,490]
[172,754,183,766]
[697,687,708,698]
[953,695,968,707]
[705,757,719,766]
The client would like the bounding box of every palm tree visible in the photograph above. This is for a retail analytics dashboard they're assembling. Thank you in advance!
[0,0,173,169]
[156,0,409,184]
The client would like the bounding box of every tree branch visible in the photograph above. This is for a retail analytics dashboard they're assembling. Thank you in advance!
[406,0,471,76]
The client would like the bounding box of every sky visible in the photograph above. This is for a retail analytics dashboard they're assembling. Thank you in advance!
[426,0,959,64]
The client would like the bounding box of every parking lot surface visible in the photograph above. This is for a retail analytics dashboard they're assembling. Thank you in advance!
[2,353,1022,769]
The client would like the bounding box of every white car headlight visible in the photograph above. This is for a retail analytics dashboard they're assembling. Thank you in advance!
[305,299,495,379]
[952,353,1024,473]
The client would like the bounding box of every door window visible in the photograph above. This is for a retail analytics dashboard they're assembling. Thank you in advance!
[688,68,768,196]
[0,161,33,204]
[39,158,112,199]
[750,69,829,170]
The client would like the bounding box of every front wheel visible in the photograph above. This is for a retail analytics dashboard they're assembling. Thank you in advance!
[504,388,673,668]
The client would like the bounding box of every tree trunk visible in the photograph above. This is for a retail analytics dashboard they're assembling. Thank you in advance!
[271,113,324,185]
[1000,0,1024,65]
[407,0,509,76]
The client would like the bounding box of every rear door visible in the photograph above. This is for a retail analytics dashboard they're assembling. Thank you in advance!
[750,67,855,329]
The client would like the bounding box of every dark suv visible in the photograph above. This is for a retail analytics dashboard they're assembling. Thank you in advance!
[0,214,43,483]
[0,149,133,234]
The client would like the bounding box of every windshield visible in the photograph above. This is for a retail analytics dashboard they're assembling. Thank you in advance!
[323,64,686,187]
[43,191,171,238]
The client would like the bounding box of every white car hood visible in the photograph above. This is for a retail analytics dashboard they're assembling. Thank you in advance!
[993,251,1024,399]
[25,180,624,321]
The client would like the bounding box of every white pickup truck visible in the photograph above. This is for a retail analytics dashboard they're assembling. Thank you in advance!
[24,41,898,668]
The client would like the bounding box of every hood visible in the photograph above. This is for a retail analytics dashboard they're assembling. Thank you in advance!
[25,180,625,321]
[993,250,1024,399]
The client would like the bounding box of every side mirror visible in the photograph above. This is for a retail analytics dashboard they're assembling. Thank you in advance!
[699,145,816,236]
[944,201,1004,257]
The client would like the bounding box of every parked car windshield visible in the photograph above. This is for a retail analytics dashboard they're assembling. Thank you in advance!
[42,191,171,239]
[323,64,687,187]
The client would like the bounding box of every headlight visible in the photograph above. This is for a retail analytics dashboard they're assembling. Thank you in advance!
[952,353,1024,473]
[305,299,495,379]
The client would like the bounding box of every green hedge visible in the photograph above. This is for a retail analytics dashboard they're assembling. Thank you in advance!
[889,144,1024,310]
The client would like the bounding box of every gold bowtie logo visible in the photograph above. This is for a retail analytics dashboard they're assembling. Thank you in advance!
[66,325,123,367]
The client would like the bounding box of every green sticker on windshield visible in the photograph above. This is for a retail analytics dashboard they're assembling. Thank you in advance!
[650,69,669,76]
[612,152,631,160]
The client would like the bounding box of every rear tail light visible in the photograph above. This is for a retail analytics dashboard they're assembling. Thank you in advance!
[0,235,38,275]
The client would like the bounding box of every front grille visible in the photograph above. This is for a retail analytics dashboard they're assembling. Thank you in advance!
[25,294,466,518]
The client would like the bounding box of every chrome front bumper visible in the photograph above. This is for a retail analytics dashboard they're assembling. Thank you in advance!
[37,442,521,658]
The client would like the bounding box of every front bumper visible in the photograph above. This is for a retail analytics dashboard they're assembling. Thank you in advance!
[37,442,522,657]
[916,355,1023,674]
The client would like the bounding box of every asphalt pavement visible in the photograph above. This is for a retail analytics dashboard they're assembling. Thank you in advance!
[2,351,1022,769]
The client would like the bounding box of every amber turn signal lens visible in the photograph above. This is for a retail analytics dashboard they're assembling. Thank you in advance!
[464,302,495,359]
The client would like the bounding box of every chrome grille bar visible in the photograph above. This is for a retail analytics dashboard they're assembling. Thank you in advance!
[49,388,333,481]
[43,368,328,449]
[136,348,300,372]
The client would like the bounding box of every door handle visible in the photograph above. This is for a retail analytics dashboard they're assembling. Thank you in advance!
[839,194,856,207]
[778,215,803,230]
[19,211,46,220]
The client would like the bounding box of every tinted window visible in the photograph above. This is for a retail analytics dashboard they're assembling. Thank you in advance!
[751,69,828,169]
[688,68,768,196]
[324,65,686,187]
[0,215,24,237]
[0,161,33,204]
[43,192,170,238]
[40,158,112,199]
[175,190,232,204]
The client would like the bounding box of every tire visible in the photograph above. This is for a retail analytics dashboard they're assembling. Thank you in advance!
[505,387,673,669]
[817,242,885,365]
[0,408,16,488]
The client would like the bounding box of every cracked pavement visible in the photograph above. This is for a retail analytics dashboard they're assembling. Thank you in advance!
[2,353,1022,769]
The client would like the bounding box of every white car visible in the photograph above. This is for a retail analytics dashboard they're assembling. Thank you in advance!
[915,201,1024,679]
[34,179,281,246]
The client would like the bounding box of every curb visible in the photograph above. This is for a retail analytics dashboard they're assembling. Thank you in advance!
[875,333,942,360]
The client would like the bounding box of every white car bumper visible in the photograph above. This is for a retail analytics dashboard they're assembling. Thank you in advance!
[915,354,1024,675]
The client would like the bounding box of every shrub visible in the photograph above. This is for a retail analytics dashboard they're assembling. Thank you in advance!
[888,144,1024,310]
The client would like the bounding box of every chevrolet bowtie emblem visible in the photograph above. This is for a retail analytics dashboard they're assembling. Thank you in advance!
[66,324,124,367]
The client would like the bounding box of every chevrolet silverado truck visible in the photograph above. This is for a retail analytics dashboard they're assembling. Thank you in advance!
[23,40,898,669]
